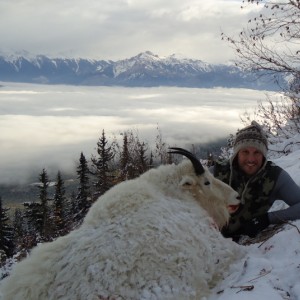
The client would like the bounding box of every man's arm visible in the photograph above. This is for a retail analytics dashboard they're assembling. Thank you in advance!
[268,169,300,224]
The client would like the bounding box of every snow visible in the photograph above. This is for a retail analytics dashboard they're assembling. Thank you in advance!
[112,51,212,77]
[208,219,300,300]
[1,130,300,299]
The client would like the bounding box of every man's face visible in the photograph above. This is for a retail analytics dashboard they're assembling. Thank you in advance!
[237,146,264,176]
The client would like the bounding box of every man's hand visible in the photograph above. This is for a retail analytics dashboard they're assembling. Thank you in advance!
[242,214,270,238]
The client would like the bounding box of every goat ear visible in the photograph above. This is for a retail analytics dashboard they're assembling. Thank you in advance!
[179,176,195,187]
[168,147,205,175]
[180,175,196,185]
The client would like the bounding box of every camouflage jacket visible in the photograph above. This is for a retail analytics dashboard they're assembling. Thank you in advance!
[213,159,282,236]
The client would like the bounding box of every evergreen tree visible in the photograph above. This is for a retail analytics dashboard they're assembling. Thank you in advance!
[75,152,91,222]
[24,169,51,242]
[155,125,169,164]
[0,197,14,258]
[53,171,68,237]
[12,208,26,254]
[91,129,115,199]
[149,150,154,169]
[119,133,135,181]
[137,142,148,175]
[118,130,149,180]
[38,168,51,239]
[13,208,25,239]
[70,191,77,218]
[23,202,41,247]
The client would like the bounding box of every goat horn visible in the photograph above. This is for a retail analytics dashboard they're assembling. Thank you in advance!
[168,147,205,175]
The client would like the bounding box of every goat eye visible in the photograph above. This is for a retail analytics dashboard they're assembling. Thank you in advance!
[204,181,210,186]
[184,182,192,186]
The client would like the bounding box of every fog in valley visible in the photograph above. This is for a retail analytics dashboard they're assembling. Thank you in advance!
[0,82,276,185]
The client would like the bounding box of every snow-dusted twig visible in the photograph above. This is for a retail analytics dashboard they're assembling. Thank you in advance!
[286,221,300,234]
[273,217,300,234]
[258,226,285,248]
[255,221,299,249]
[247,269,272,282]
[230,285,254,293]
[282,141,300,153]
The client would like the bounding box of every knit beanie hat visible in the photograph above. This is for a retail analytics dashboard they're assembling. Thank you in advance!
[233,121,268,159]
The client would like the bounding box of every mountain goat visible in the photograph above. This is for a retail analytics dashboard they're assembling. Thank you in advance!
[0,148,243,300]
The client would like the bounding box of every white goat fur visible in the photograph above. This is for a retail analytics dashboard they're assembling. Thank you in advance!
[0,160,244,300]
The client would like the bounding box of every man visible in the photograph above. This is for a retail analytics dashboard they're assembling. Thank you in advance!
[212,121,300,239]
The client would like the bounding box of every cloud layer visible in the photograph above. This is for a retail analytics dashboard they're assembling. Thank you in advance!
[0,82,270,184]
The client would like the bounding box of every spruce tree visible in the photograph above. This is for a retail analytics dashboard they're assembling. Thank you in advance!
[91,130,115,200]
[38,168,51,240]
[53,171,68,237]
[155,125,169,164]
[120,133,135,181]
[0,197,14,258]
[24,168,51,242]
[23,202,41,247]
[12,208,26,254]
[119,130,148,180]
[137,142,148,175]
[149,151,154,169]
[75,152,91,221]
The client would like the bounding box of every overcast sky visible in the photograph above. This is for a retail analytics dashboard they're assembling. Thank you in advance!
[0,0,262,63]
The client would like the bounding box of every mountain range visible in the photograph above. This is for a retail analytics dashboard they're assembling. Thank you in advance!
[0,51,281,90]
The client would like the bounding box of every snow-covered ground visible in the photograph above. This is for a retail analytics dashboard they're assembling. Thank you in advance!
[208,219,300,300]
